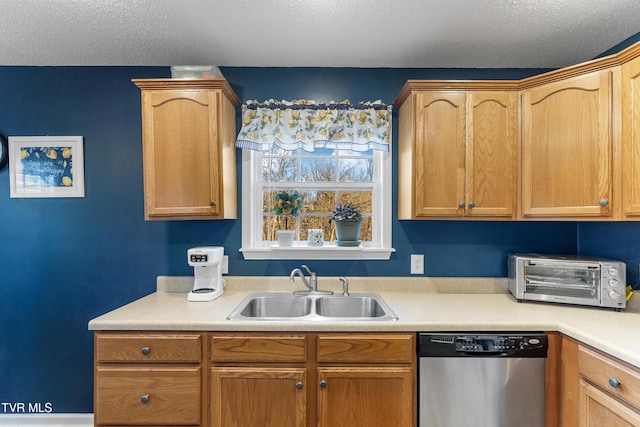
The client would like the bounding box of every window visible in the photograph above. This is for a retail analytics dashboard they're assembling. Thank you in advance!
[237,99,394,260]
[240,146,393,259]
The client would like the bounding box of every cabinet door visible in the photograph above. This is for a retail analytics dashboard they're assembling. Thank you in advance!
[141,89,222,219]
[521,70,612,217]
[466,91,517,217]
[580,380,640,426]
[413,92,466,216]
[211,367,306,427]
[622,55,640,217]
[317,367,413,427]
[95,366,201,425]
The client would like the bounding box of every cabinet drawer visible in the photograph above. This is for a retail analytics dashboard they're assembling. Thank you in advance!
[318,334,415,363]
[212,334,307,363]
[95,366,201,425]
[579,345,640,408]
[96,333,202,363]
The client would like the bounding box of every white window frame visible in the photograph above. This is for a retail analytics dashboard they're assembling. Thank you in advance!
[240,148,394,260]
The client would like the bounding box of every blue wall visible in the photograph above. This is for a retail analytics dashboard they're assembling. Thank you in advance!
[0,58,633,412]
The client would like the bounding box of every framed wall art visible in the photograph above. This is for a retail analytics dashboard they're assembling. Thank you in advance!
[9,136,85,198]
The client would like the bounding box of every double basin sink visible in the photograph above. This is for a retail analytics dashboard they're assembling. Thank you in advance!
[227,292,398,321]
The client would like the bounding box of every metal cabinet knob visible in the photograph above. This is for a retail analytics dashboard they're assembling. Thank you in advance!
[141,347,150,355]
[468,201,475,208]
[296,381,303,390]
[319,380,327,388]
[599,198,609,207]
[458,202,465,209]
[608,378,621,388]
[141,394,150,403]
[210,200,216,206]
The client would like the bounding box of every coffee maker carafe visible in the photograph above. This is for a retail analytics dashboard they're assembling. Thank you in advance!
[187,246,225,302]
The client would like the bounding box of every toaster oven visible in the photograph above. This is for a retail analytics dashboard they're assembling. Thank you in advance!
[508,254,626,310]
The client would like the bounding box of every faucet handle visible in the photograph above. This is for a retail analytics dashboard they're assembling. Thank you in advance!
[339,277,349,296]
[301,264,314,276]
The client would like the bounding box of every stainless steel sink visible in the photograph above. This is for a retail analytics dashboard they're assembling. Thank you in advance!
[315,296,387,318]
[238,295,312,318]
[227,292,398,321]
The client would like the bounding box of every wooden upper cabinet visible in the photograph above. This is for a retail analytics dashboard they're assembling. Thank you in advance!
[133,79,239,220]
[466,92,517,217]
[622,54,640,218]
[396,82,517,219]
[413,91,466,217]
[520,70,613,219]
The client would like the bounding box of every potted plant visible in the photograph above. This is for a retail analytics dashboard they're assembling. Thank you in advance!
[331,203,363,246]
[273,190,302,246]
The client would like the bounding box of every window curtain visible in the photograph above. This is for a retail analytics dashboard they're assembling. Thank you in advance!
[235,99,392,152]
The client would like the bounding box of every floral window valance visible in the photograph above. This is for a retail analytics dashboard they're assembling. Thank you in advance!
[235,99,392,152]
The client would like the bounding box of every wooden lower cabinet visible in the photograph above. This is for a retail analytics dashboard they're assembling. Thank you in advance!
[552,334,640,427]
[578,344,640,426]
[210,332,415,427]
[96,367,201,425]
[317,367,413,427]
[211,367,306,427]
[94,332,205,426]
[580,380,640,426]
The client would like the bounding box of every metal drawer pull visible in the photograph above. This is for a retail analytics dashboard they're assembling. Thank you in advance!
[296,381,303,390]
[141,347,150,355]
[458,202,465,209]
[608,378,621,388]
[210,200,216,206]
[469,201,475,208]
[141,394,150,403]
[599,198,609,207]
[319,380,327,388]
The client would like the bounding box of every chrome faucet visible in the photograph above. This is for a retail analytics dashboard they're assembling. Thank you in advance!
[289,265,332,295]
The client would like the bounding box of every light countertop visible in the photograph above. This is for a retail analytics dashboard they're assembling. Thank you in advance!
[89,276,640,369]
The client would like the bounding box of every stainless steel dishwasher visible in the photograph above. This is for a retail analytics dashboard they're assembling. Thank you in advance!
[418,332,548,427]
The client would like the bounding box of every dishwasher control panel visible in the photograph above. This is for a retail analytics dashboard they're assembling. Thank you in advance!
[455,335,543,352]
[418,332,548,358]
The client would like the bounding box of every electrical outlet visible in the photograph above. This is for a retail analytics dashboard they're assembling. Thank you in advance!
[411,254,424,275]
[222,255,229,274]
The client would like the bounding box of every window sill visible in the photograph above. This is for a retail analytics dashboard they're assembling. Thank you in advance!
[240,244,395,260]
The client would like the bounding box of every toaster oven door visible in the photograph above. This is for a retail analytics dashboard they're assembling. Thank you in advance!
[523,260,600,302]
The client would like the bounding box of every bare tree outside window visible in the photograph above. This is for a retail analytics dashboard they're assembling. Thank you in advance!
[261,148,373,243]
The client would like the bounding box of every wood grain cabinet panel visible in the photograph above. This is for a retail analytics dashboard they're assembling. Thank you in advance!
[521,70,613,218]
[95,366,201,425]
[413,91,466,217]
[576,344,640,426]
[317,367,414,427]
[94,332,205,427]
[317,333,414,363]
[580,380,640,426]
[211,334,307,363]
[211,367,307,427]
[133,79,239,220]
[96,333,202,363]
[209,332,415,427]
[466,91,517,217]
[396,82,517,219]
[622,54,640,218]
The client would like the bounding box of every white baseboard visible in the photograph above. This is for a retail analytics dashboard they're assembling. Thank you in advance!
[0,413,93,427]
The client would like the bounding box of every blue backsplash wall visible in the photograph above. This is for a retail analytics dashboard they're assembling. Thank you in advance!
[0,52,636,412]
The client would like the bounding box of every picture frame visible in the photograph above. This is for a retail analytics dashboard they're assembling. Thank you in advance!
[9,136,85,198]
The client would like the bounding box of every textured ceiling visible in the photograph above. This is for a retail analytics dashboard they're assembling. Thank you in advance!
[1,0,639,68]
